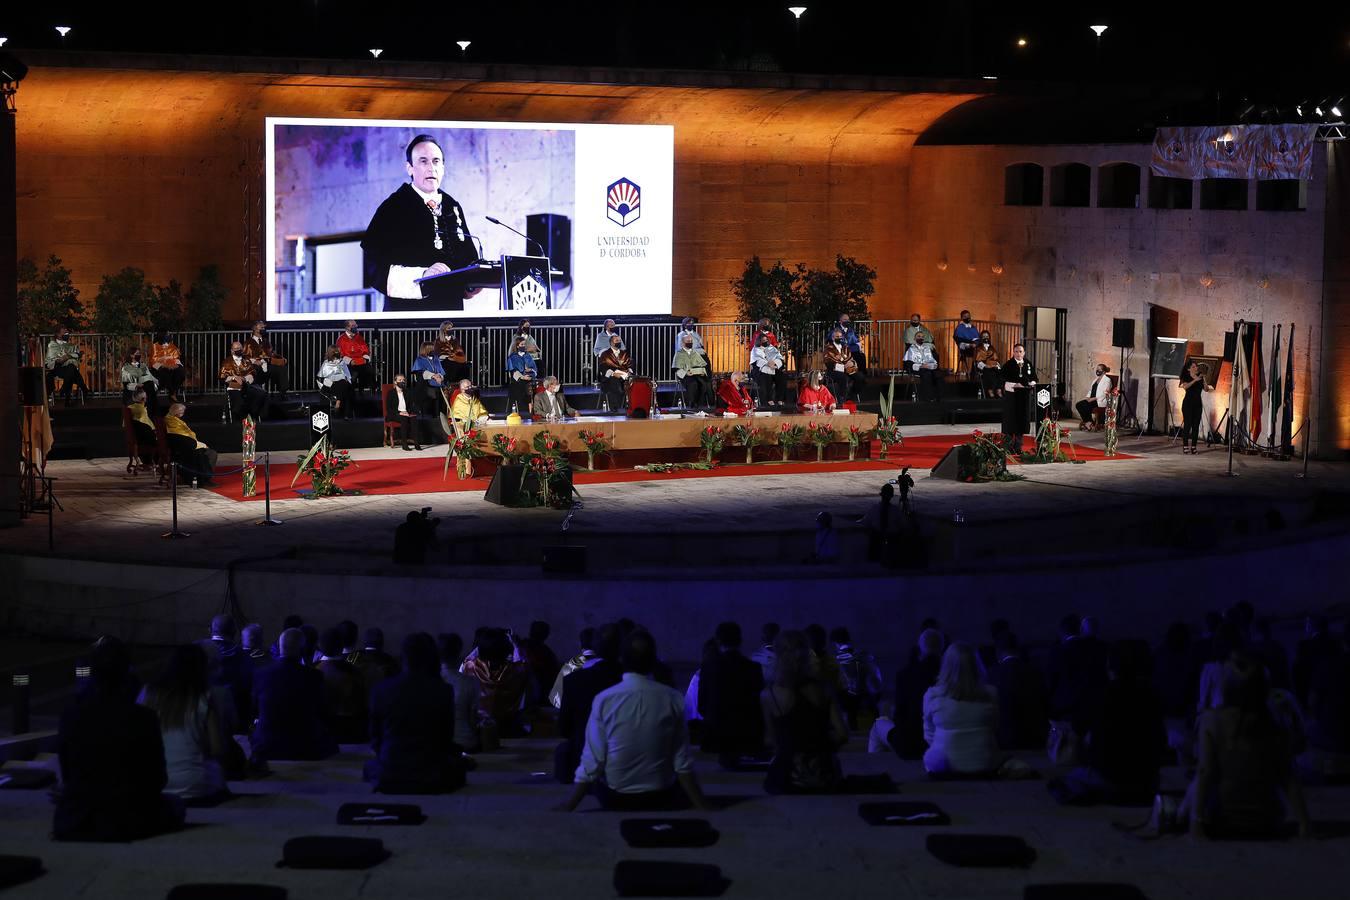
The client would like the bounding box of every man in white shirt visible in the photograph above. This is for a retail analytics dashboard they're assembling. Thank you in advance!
[1075,363,1112,428]
[560,631,710,812]
[361,134,480,313]
[904,334,942,402]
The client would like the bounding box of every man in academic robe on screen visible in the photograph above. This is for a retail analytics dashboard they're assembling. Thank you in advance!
[362,134,481,313]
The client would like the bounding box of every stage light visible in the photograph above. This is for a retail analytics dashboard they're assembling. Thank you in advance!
[1335,106,1344,118]
[1296,105,1303,117]
[55,26,71,38]
[0,37,7,48]
[788,6,807,18]
[1090,25,1108,37]
[457,40,471,53]
[369,48,383,59]
[1316,106,1324,116]
[1016,38,1028,48]
[982,75,998,80]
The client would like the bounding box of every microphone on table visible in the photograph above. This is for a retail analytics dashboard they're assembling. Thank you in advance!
[485,216,545,256]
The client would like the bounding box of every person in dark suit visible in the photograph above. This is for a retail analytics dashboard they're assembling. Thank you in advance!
[1047,615,1110,735]
[350,627,401,700]
[890,628,945,759]
[989,631,1049,750]
[697,622,767,767]
[364,632,467,793]
[53,637,185,842]
[205,614,254,734]
[554,623,623,783]
[316,627,369,744]
[384,374,422,451]
[250,627,337,763]
[1000,343,1036,455]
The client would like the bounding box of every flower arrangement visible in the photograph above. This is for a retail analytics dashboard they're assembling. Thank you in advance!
[576,428,612,471]
[532,429,566,458]
[730,424,766,464]
[777,422,806,461]
[807,421,837,462]
[1104,388,1119,457]
[635,461,713,474]
[846,424,869,461]
[241,414,257,497]
[292,436,356,497]
[875,416,903,458]
[527,452,569,507]
[956,429,1022,482]
[1030,417,1081,465]
[698,425,726,464]
[491,433,530,465]
[451,427,487,479]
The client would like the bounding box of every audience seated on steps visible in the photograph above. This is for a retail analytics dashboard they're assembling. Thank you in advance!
[761,629,849,794]
[349,627,401,700]
[884,628,945,759]
[831,627,883,731]
[437,633,482,754]
[137,643,231,805]
[53,636,186,842]
[989,631,1049,751]
[556,624,624,783]
[1047,614,1111,738]
[316,627,370,744]
[560,629,710,812]
[365,633,468,794]
[461,627,532,738]
[518,620,562,708]
[1049,640,1169,806]
[250,627,337,763]
[696,622,766,768]
[1178,651,1312,839]
[750,622,779,684]
[204,614,254,735]
[549,626,598,710]
[922,642,1000,778]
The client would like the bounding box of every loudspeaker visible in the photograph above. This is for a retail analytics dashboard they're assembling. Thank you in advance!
[542,545,586,574]
[526,213,572,277]
[483,465,526,506]
[930,446,963,480]
[18,367,46,407]
[1111,319,1134,349]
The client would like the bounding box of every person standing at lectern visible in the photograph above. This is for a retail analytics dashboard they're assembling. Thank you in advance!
[362,134,481,313]
[1000,344,1037,454]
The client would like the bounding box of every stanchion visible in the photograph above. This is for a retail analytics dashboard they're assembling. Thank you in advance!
[162,462,191,539]
[255,451,283,526]
[1295,422,1311,479]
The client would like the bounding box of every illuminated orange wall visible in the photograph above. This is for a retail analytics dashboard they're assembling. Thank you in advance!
[14,64,980,322]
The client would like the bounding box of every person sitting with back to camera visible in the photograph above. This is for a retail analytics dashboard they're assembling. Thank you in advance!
[797,371,836,413]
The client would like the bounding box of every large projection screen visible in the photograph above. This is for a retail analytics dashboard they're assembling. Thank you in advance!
[266,117,674,321]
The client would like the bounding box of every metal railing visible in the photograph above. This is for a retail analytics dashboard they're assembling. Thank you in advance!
[27,318,1029,396]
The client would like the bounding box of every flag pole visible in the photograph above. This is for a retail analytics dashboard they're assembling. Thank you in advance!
[1267,323,1281,454]
[1224,321,1244,477]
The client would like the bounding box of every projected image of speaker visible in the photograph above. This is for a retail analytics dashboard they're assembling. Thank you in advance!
[527,213,571,280]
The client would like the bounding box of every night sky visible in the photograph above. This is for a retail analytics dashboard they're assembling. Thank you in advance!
[3,2,1346,121]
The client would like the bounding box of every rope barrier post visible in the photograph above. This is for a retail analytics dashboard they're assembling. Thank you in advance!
[256,451,283,526]
[162,462,191,539]
[1296,419,1311,479]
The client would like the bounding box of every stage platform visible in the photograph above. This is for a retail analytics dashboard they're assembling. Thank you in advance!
[6,424,1349,672]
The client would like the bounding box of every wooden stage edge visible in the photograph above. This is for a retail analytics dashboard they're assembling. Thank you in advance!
[466,412,876,451]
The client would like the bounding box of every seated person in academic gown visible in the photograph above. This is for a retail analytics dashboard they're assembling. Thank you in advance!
[598,334,634,413]
[317,346,355,419]
[220,342,267,421]
[904,334,942,402]
[673,335,713,408]
[411,341,448,415]
[338,320,377,393]
[716,371,756,415]
[532,375,579,420]
[164,403,217,486]
[451,379,490,428]
[126,389,157,465]
[797,371,836,412]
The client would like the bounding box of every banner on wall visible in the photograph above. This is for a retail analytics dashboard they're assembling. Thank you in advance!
[1150,124,1317,180]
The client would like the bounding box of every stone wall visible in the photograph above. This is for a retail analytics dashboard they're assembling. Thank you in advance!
[905,143,1330,453]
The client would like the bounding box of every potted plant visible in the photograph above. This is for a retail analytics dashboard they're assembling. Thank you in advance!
[874,416,903,459]
[807,421,837,462]
[777,422,806,462]
[451,427,487,479]
[491,433,530,466]
[532,430,566,458]
[846,424,868,461]
[293,436,355,497]
[699,425,727,465]
[730,424,766,464]
[576,428,612,471]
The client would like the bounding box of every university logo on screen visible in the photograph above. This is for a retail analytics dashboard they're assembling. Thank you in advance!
[600,177,650,259]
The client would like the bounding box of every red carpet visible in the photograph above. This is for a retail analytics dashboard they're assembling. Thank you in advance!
[206,435,1133,503]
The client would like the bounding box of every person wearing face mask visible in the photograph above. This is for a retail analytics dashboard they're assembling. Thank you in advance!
[598,333,634,413]
[243,321,289,400]
[835,315,865,373]
[797,370,837,413]
[903,313,934,347]
[532,375,578,421]
[316,346,355,419]
[751,334,787,407]
[151,333,186,402]
[1076,363,1113,430]
[338,320,377,395]
[716,371,756,416]
[434,320,471,384]
[121,348,160,409]
[361,134,480,313]
[451,379,490,429]
[220,341,267,421]
[974,331,1002,398]
[593,319,624,358]
[674,316,704,355]
[673,333,712,409]
[824,327,862,405]
[904,333,942,402]
[516,320,543,364]
[45,328,89,405]
[411,341,448,415]
[1000,343,1037,453]
[384,374,422,451]
[506,337,539,414]
[954,310,980,378]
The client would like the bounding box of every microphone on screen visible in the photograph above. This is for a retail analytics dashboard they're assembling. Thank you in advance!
[485,215,546,257]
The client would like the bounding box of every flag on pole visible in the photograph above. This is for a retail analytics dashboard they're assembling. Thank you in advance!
[1267,324,1282,448]
[1281,324,1296,456]
[1248,323,1264,446]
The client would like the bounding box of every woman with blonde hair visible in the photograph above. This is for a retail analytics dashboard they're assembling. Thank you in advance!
[922,641,999,777]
